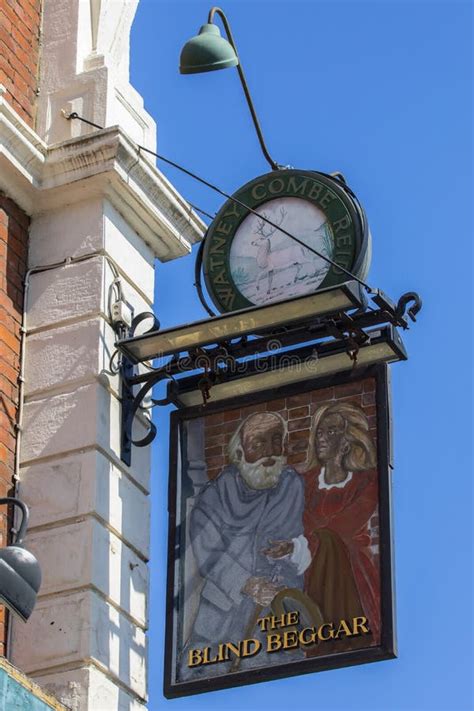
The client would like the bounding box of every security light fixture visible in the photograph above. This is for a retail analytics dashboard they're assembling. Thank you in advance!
[0,497,41,622]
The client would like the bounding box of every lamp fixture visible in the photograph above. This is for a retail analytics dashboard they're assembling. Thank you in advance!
[0,498,41,622]
[180,6,280,170]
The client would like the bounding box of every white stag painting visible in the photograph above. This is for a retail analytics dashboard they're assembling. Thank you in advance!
[229,197,334,305]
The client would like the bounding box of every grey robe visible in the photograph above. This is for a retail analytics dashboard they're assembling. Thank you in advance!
[180,464,305,678]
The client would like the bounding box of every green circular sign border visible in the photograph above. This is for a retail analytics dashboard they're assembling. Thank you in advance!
[203,169,364,314]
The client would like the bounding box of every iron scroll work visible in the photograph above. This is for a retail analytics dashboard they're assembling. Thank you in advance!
[116,283,421,467]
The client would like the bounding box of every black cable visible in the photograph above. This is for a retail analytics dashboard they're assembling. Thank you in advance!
[194,239,217,317]
[66,112,373,292]
[187,204,214,221]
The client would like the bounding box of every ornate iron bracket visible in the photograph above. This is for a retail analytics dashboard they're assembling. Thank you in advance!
[118,289,421,465]
[120,312,163,467]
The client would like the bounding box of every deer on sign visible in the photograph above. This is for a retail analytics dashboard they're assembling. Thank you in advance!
[251,207,313,295]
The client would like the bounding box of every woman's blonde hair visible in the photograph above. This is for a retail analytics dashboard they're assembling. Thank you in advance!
[304,401,376,472]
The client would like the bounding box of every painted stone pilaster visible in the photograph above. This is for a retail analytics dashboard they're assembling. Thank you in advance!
[37,0,157,153]
[1,1,205,708]
[10,199,151,709]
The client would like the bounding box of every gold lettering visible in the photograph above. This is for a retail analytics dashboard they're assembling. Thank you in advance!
[287,611,299,626]
[335,619,353,639]
[352,616,370,635]
[202,647,219,664]
[251,183,267,200]
[283,630,299,649]
[225,641,241,658]
[188,639,265,667]
[188,649,203,667]
[333,215,352,233]
[266,633,283,653]
[270,613,287,630]
[217,643,229,662]
[258,611,299,631]
[299,627,317,646]
[241,638,262,658]
[318,623,335,641]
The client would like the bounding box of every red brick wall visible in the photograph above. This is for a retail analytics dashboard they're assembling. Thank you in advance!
[0,0,40,654]
[204,376,377,480]
[0,194,29,656]
[0,0,42,127]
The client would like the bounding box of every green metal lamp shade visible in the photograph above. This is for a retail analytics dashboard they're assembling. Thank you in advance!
[180,23,238,74]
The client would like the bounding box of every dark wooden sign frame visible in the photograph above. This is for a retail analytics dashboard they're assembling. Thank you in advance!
[164,363,396,698]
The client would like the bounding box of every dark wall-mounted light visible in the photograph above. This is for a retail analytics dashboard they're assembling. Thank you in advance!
[0,497,41,622]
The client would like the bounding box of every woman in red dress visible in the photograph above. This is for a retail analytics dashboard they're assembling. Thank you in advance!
[302,401,381,650]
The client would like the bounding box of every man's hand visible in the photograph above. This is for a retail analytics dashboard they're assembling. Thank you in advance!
[261,539,294,559]
[242,576,284,607]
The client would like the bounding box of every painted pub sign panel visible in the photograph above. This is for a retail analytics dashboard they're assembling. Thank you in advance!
[165,365,395,697]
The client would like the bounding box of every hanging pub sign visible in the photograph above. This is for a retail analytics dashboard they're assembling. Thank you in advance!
[164,363,395,698]
[202,169,371,313]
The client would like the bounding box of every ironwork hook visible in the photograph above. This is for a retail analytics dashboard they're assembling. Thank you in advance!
[395,292,422,323]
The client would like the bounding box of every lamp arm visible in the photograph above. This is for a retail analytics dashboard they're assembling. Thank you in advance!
[208,7,280,171]
[0,497,29,545]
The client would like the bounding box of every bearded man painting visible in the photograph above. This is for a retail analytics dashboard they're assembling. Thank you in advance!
[179,411,311,678]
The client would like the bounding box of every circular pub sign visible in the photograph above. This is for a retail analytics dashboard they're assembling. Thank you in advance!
[202,169,371,313]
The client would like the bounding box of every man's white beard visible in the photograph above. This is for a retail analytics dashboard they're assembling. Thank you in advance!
[238,455,287,490]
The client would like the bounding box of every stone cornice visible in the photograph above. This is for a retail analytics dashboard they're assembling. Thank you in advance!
[0,91,205,260]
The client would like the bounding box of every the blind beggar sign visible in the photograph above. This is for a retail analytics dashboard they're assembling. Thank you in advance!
[164,365,395,697]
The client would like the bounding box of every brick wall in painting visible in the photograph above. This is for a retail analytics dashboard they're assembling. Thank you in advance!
[203,376,379,550]
[204,377,377,478]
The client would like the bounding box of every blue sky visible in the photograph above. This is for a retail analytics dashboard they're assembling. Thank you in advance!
[130,2,473,709]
